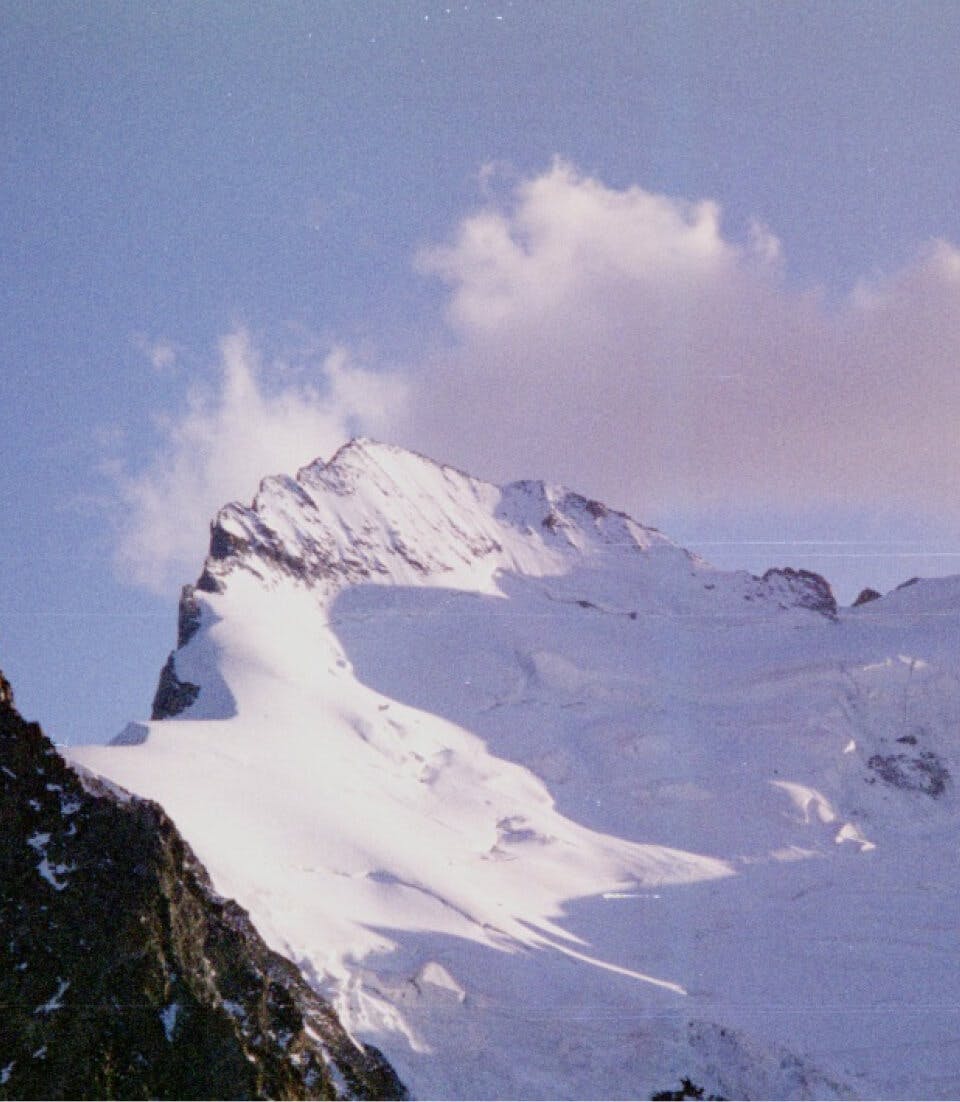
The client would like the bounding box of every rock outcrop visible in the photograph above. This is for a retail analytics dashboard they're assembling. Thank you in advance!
[759,567,838,618]
[852,587,882,607]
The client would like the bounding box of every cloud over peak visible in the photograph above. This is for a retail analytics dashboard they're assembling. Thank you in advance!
[114,330,404,591]
[404,161,960,528]
[112,162,960,594]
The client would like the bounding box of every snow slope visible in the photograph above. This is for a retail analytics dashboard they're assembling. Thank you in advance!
[70,441,960,1099]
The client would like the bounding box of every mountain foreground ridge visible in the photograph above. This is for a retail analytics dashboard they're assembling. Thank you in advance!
[70,439,960,1100]
[0,667,404,1101]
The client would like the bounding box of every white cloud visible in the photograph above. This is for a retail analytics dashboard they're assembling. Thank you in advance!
[133,334,179,372]
[114,329,405,591]
[400,160,960,532]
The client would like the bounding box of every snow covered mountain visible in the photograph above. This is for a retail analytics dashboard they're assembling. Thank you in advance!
[70,440,960,1099]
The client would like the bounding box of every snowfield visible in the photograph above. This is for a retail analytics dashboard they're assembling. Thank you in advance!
[69,441,960,1100]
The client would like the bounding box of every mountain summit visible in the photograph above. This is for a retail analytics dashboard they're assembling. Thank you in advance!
[71,441,960,1100]
[153,439,835,720]
[197,437,836,605]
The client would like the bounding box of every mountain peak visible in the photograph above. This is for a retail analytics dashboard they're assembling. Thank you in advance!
[196,438,680,599]
[0,668,14,708]
[147,442,837,726]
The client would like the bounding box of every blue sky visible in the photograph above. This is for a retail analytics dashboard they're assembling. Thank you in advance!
[4,1,960,743]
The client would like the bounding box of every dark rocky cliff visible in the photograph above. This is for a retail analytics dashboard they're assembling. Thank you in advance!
[0,670,405,1101]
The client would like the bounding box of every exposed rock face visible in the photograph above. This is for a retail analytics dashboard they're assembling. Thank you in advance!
[868,749,950,797]
[149,587,207,720]
[150,652,201,721]
[759,567,838,619]
[0,672,405,1101]
[852,587,882,607]
[176,585,203,647]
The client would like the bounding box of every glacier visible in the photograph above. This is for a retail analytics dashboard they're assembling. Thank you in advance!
[69,440,960,1099]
